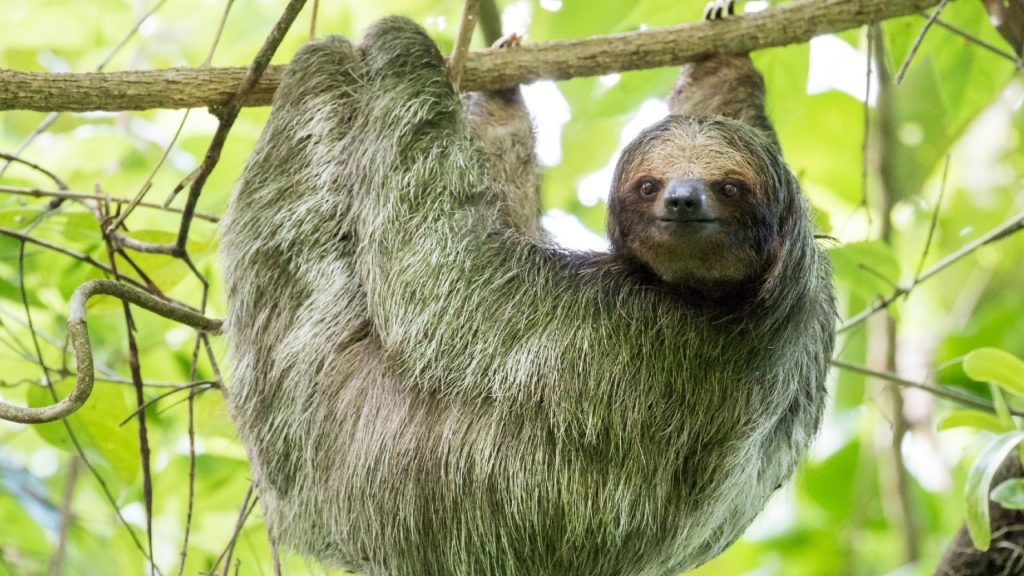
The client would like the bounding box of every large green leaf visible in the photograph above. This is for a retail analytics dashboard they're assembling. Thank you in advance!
[828,241,901,304]
[964,348,1024,400]
[937,409,1012,434]
[883,6,1015,200]
[965,431,1024,550]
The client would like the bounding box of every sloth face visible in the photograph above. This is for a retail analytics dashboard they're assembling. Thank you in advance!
[607,115,791,300]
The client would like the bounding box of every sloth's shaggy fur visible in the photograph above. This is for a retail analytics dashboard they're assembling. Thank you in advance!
[219,17,835,576]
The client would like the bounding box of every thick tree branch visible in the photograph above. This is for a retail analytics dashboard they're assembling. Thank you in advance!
[0,0,940,113]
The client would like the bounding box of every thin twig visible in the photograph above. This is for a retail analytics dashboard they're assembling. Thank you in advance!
[99,230,157,576]
[0,279,222,424]
[831,359,1022,416]
[204,0,238,68]
[103,118,187,234]
[928,13,1020,63]
[0,153,69,190]
[0,307,121,380]
[0,227,147,291]
[109,242,165,298]
[174,0,308,255]
[0,185,219,222]
[119,381,216,426]
[269,526,282,576]
[867,25,920,562]
[912,155,950,279]
[860,24,873,235]
[200,334,222,382]
[895,0,951,84]
[17,218,158,569]
[114,234,182,255]
[126,310,157,573]
[72,435,159,571]
[17,212,58,388]
[857,262,900,291]
[0,116,60,179]
[109,0,238,233]
[162,168,199,209]
[177,338,205,576]
[213,484,256,576]
[310,0,319,39]
[48,457,81,576]
[841,208,1024,332]
[450,0,480,90]
[0,318,33,358]
[96,0,173,71]
[80,187,180,259]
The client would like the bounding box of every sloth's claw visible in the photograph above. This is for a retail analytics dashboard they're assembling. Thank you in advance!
[492,32,522,50]
[703,0,737,21]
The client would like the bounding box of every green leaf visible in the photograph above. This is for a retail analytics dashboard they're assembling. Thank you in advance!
[114,229,217,291]
[828,241,901,304]
[752,42,809,133]
[29,377,140,485]
[964,348,1024,399]
[781,90,864,205]
[881,7,1014,201]
[965,431,1024,550]
[991,479,1024,510]
[937,410,1011,433]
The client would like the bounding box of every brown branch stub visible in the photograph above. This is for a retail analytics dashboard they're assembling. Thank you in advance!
[0,280,222,425]
[0,0,941,113]
[981,0,1024,59]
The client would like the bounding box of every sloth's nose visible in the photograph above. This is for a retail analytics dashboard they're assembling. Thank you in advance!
[663,179,708,217]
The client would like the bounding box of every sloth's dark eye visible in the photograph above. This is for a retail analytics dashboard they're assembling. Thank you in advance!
[720,182,746,198]
[639,180,659,197]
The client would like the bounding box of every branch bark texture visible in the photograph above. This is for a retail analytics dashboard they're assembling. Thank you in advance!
[0,0,940,113]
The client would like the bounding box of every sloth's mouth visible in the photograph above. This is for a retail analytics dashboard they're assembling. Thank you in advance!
[657,218,719,224]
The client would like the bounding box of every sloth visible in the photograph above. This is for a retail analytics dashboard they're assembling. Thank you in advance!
[219,8,835,576]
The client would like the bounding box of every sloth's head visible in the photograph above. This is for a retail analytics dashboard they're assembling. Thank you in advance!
[607,115,798,301]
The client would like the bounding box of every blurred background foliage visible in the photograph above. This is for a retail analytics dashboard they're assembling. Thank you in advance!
[1,0,1023,574]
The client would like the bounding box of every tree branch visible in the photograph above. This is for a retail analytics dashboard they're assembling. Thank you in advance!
[0,0,940,113]
[0,280,222,424]
[449,0,480,90]
[831,359,1020,416]
[840,209,1024,332]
